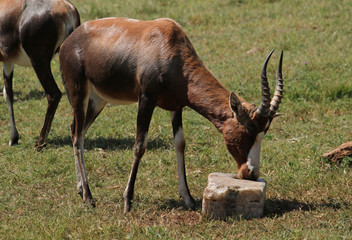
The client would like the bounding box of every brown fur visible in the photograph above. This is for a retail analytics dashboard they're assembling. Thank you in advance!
[59,17,282,211]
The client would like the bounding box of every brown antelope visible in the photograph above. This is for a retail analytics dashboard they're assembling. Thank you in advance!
[0,0,80,149]
[59,17,284,212]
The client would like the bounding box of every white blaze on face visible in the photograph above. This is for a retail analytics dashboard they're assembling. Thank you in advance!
[246,122,270,177]
[247,132,264,175]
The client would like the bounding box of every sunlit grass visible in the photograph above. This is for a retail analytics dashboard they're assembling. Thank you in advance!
[1,0,352,239]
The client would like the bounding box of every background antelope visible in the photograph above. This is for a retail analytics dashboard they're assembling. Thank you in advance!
[59,17,283,212]
[0,0,80,149]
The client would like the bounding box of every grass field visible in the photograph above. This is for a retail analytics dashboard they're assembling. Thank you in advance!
[1,0,352,239]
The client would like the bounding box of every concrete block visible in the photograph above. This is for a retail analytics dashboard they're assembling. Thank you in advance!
[202,172,266,220]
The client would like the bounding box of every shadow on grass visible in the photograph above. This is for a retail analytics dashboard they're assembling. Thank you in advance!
[0,90,44,102]
[14,90,69,102]
[264,198,348,218]
[157,198,203,211]
[156,197,348,218]
[48,136,171,150]
[17,89,45,101]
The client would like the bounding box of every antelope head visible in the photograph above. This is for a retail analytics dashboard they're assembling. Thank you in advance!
[223,50,284,180]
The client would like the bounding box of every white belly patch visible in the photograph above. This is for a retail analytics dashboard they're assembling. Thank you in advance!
[10,47,32,67]
[90,84,136,106]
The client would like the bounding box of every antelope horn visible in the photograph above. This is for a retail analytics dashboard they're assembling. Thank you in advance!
[256,50,274,117]
[269,50,284,117]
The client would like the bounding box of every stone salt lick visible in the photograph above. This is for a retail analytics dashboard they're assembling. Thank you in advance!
[202,172,266,220]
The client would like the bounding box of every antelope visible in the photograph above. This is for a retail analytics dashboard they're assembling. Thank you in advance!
[0,0,80,149]
[59,17,284,212]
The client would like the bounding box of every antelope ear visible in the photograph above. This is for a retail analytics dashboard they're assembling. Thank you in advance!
[230,92,257,132]
[229,92,244,117]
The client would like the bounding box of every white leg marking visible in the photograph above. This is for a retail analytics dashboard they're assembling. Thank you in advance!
[3,63,19,145]
[247,131,265,176]
[3,63,14,104]
[171,112,187,194]
[171,111,194,208]
[74,135,88,193]
[142,132,148,150]
[135,132,148,154]
[74,89,90,193]
[3,62,14,77]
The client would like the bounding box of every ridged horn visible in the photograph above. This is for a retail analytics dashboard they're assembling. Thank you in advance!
[269,51,284,117]
[256,50,274,117]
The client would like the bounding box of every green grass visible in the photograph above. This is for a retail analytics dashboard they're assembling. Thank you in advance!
[1,0,352,239]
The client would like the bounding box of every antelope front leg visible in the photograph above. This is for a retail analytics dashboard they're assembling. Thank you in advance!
[171,110,196,210]
[124,94,155,213]
[3,62,19,146]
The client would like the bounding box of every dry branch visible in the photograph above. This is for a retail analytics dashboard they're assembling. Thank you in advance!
[322,141,352,163]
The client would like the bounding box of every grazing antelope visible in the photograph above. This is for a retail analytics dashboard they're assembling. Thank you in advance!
[0,0,80,149]
[59,17,284,212]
